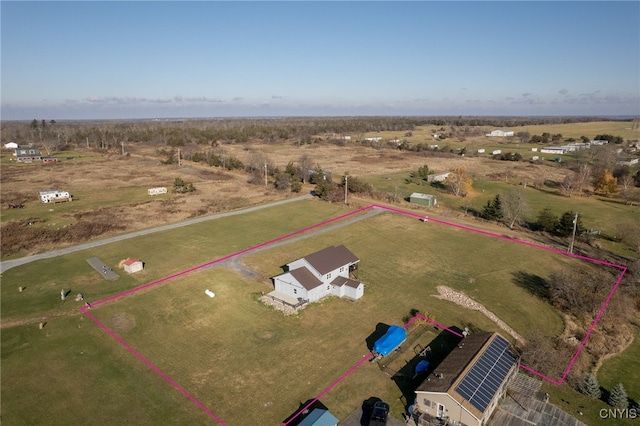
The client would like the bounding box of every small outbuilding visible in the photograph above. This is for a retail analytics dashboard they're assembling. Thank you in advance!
[410,192,437,207]
[298,409,339,426]
[122,258,144,273]
[39,190,72,203]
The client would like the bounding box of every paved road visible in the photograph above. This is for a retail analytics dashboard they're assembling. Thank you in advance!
[0,194,312,274]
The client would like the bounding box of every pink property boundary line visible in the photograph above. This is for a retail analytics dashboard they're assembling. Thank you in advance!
[82,203,627,424]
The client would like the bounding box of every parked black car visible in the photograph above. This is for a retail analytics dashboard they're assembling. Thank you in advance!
[369,401,389,426]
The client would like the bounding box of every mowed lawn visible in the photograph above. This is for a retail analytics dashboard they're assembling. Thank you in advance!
[85,211,595,424]
[1,200,625,425]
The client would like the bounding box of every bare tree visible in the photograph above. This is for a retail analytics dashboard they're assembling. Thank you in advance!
[298,154,314,183]
[561,173,578,197]
[619,174,635,204]
[502,189,528,229]
[574,163,592,195]
[445,167,472,197]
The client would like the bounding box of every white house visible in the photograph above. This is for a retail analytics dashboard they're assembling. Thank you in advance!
[4,142,18,149]
[427,172,451,183]
[148,187,168,196]
[122,258,144,273]
[491,150,502,155]
[39,190,72,203]
[364,137,383,142]
[486,130,514,137]
[540,147,567,154]
[272,245,364,303]
[412,332,519,426]
[477,149,486,154]
[618,158,639,166]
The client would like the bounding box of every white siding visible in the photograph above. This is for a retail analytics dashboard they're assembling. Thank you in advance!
[274,273,308,300]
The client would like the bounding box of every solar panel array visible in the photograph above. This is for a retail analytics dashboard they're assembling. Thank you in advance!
[454,335,518,413]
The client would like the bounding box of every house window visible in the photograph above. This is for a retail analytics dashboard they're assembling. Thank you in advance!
[339,266,344,273]
[293,289,297,294]
[326,273,331,279]
[327,285,330,291]
[423,398,431,408]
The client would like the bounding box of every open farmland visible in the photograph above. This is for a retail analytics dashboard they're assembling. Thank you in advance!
[1,118,639,426]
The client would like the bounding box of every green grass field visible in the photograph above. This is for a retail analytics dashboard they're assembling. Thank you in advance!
[362,121,640,143]
[363,171,640,258]
[1,198,636,425]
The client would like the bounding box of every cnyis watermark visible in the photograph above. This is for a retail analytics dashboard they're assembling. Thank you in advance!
[599,408,638,420]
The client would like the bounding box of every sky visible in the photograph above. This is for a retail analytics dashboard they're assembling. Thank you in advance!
[1,1,639,120]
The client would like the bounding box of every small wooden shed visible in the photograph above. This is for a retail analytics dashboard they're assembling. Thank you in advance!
[410,192,437,207]
[123,258,143,273]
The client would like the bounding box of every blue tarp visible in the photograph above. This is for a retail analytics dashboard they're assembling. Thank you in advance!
[373,325,407,356]
[415,360,430,375]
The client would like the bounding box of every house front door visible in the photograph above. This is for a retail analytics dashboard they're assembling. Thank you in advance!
[437,403,445,419]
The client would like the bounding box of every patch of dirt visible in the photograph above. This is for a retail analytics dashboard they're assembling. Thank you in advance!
[109,312,136,334]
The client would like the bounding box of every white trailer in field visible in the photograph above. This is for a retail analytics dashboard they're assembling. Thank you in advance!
[39,190,72,203]
[148,187,168,196]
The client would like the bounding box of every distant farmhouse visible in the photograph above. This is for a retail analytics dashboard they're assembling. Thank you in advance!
[39,190,72,204]
[3,142,18,149]
[540,147,567,155]
[486,130,514,137]
[271,245,364,305]
[16,146,42,163]
[412,332,519,426]
[426,172,451,183]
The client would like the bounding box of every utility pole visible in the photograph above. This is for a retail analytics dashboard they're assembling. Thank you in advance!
[264,163,268,187]
[121,141,125,156]
[568,212,578,253]
[344,175,348,205]
[178,148,181,167]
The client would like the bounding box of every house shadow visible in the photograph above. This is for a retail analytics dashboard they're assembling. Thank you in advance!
[365,323,391,352]
[282,399,329,426]
[512,271,549,299]
[390,328,464,410]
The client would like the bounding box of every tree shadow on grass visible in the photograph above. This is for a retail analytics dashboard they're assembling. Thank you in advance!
[512,270,549,300]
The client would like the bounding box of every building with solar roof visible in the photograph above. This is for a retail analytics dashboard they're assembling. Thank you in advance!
[412,332,519,426]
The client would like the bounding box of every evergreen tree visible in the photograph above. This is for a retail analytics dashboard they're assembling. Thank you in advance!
[556,211,583,238]
[481,195,503,221]
[536,207,557,233]
[580,374,601,399]
[608,383,629,409]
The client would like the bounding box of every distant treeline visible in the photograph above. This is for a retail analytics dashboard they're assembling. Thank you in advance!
[1,116,635,151]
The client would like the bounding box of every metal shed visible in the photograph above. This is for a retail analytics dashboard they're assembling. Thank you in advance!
[410,192,437,207]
